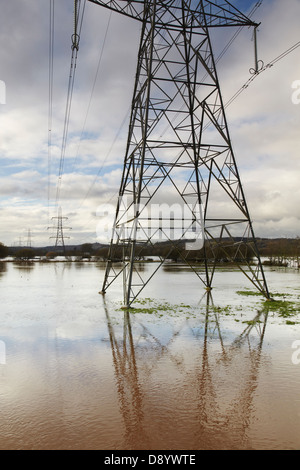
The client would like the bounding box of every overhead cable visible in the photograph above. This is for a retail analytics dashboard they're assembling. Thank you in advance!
[224,39,300,109]
[48,0,55,223]
[70,9,113,178]
[55,0,86,209]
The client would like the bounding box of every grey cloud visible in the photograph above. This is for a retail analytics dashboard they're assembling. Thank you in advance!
[0,0,300,245]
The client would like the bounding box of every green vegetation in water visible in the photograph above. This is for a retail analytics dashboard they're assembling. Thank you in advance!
[237,290,295,300]
[119,298,194,316]
[226,298,299,324]
[236,290,264,297]
[236,289,300,323]
[262,299,300,318]
[242,319,262,326]
[121,298,240,318]
[116,290,300,326]
[212,305,232,314]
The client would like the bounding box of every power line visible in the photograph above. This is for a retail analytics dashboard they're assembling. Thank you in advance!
[79,5,300,225]
[76,107,130,211]
[224,39,300,109]
[48,0,55,224]
[53,0,300,248]
[214,1,263,65]
[67,10,133,214]
[54,0,86,210]
[60,1,260,220]
[158,2,264,140]
[69,9,113,178]
[71,2,265,234]
[73,3,266,243]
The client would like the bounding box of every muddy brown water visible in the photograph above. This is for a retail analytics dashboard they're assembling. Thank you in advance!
[0,261,299,450]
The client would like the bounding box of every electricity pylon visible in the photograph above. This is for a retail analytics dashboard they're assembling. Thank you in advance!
[27,229,32,248]
[49,207,71,254]
[89,0,271,307]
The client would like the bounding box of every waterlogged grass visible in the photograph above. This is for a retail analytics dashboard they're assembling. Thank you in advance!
[236,289,300,324]
[120,298,240,318]
[263,299,300,317]
[114,289,300,326]
[119,298,194,317]
[236,290,264,297]
[118,300,244,326]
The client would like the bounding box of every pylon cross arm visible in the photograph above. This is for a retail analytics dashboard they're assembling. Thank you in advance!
[88,0,144,21]
[88,1,257,28]
[203,0,257,27]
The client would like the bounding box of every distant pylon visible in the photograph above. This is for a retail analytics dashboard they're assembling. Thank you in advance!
[49,207,71,254]
[90,0,271,307]
[26,229,32,248]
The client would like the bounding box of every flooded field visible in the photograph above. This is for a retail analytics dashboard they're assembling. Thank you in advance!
[0,260,300,450]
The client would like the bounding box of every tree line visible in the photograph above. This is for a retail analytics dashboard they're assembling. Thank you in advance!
[1,238,299,264]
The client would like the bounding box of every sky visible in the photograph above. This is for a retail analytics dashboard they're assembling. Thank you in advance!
[0,0,300,247]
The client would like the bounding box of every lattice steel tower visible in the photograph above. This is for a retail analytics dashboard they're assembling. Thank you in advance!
[49,207,71,254]
[89,0,270,307]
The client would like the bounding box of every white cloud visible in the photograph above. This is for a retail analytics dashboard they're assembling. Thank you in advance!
[0,0,300,246]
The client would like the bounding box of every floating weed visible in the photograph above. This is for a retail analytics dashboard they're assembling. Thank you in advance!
[271,292,293,298]
[118,298,238,318]
[263,299,300,318]
[236,289,300,321]
[116,294,300,323]
[117,298,196,317]
[236,290,264,297]
[242,320,262,325]
[211,305,233,314]
[127,307,157,314]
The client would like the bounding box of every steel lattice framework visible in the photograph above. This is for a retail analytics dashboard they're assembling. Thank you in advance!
[88,0,271,307]
[49,207,71,254]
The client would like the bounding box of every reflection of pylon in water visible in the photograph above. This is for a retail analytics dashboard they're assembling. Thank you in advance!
[89,1,271,307]
[102,294,270,448]
[197,293,269,438]
[104,305,148,448]
[49,207,71,254]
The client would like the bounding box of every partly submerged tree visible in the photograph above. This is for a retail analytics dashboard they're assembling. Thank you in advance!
[0,242,9,259]
[15,248,35,260]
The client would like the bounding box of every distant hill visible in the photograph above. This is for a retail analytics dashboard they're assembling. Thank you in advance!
[5,238,300,262]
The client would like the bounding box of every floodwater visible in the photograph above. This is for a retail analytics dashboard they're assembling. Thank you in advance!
[0,260,300,450]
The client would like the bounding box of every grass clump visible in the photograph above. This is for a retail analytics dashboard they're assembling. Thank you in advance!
[236,290,264,297]
[263,299,300,318]
[119,298,195,316]
[237,289,300,321]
